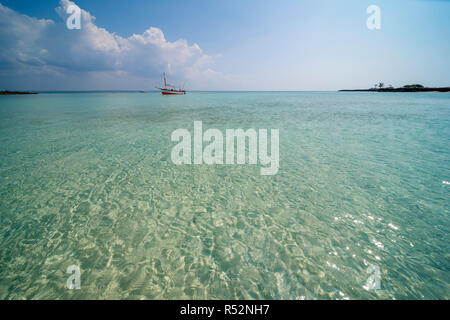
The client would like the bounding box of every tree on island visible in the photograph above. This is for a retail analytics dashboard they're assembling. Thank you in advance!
[371,83,394,90]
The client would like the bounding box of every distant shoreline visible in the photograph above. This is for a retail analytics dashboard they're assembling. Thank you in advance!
[339,87,450,93]
[2,88,449,94]
[0,90,37,95]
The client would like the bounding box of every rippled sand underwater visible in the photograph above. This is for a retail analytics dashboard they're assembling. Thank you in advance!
[0,91,448,299]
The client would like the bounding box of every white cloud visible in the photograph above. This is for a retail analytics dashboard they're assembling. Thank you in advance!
[0,0,222,90]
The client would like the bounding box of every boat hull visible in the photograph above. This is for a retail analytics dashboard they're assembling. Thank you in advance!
[159,88,186,95]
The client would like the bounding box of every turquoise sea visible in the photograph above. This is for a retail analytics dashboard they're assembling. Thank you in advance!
[0,91,448,299]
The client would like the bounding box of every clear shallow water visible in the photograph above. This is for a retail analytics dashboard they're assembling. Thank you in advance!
[0,91,448,299]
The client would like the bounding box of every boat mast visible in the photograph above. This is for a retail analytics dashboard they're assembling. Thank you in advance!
[164,72,167,88]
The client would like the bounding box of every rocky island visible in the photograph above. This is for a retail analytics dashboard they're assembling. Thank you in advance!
[0,90,38,95]
[340,84,450,92]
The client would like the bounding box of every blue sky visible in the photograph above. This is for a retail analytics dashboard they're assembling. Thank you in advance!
[0,0,449,90]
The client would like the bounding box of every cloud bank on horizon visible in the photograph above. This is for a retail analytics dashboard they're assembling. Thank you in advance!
[0,0,222,90]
